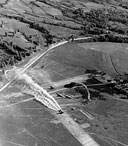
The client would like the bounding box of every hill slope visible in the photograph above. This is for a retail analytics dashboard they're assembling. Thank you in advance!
[0,0,128,67]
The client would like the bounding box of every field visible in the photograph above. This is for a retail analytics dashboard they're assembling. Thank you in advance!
[0,0,128,146]
[0,41,128,146]
[0,0,128,67]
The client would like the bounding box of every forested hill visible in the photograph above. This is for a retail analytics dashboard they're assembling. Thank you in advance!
[0,0,128,68]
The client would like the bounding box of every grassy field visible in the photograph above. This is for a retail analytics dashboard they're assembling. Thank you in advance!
[0,0,128,67]
[41,42,128,78]
[0,0,128,146]
[0,41,128,146]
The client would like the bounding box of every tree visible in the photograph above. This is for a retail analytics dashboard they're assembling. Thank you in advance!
[45,33,53,46]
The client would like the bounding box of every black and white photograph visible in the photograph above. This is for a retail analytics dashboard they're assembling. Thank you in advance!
[0,0,128,146]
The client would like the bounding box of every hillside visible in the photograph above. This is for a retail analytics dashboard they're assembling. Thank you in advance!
[0,0,128,68]
[0,1,128,146]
